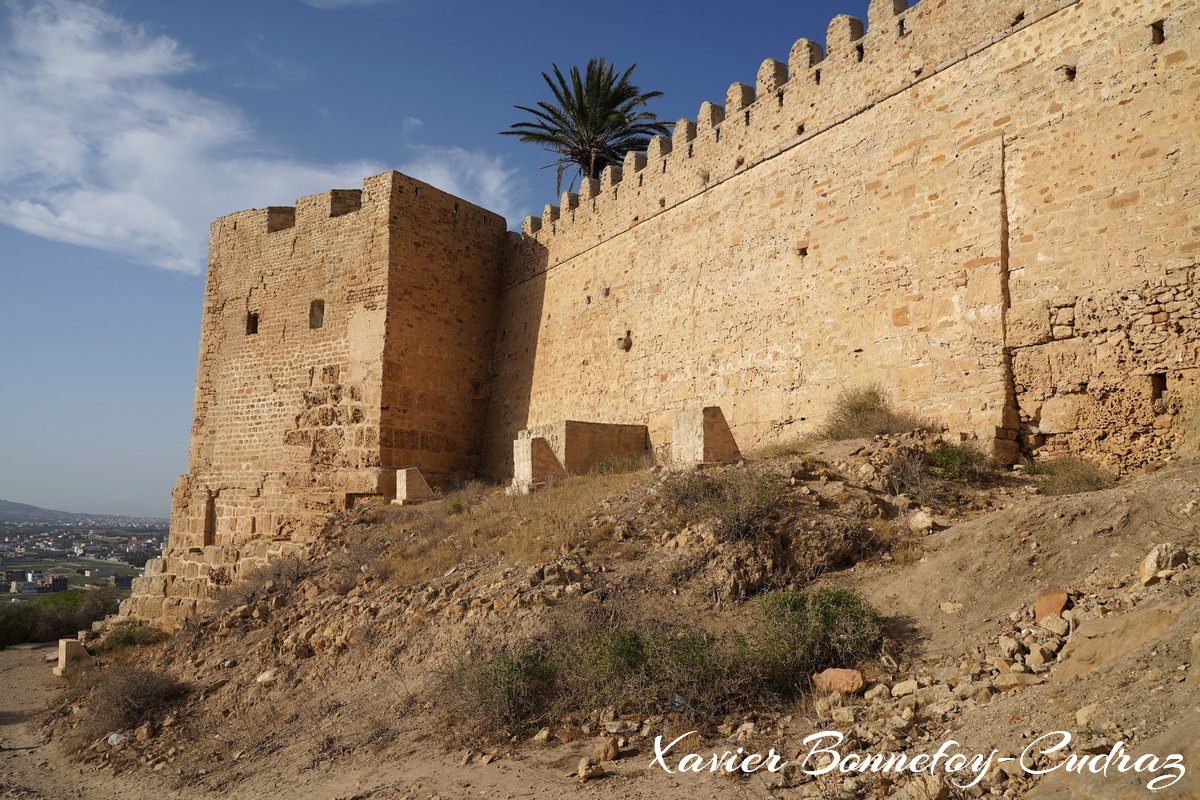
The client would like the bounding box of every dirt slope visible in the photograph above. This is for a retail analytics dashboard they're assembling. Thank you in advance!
[7,446,1200,800]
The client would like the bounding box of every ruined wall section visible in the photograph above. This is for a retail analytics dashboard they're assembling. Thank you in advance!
[1013,267,1200,469]
[380,172,509,485]
[486,0,1198,476]
[1004,1,1200,469]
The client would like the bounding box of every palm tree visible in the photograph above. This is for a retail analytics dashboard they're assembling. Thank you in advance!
[502,58,671,195]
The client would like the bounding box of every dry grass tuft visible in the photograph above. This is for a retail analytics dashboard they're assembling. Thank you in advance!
[890,535,926,566]
[870,518,926,566]
[657,469,785,542]
[373,472,645,586]
[93,621,167,654]
[1029,457,1117,495]
[817,385,931,440]
[212,555,317,614]
[68,663,189,742]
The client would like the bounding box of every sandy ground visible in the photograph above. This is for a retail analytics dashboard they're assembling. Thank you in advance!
[0,643,178,800]
[0,644,765,800]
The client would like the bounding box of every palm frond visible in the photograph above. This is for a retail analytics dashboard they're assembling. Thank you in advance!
[501,57,671,183]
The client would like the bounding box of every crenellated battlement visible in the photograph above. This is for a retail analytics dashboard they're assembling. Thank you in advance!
[213,182,373,238]
[210,171,501,246]
[515,0,1076,276]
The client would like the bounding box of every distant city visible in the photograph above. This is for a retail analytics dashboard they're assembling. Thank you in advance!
[0,499,167,599]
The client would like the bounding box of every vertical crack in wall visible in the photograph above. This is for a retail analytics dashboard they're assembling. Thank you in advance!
[998,135,1022,461]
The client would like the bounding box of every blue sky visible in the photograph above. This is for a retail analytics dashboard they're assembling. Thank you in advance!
[0,0,871,517]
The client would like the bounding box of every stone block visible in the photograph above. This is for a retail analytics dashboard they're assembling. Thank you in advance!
[1039,394,1084,434]
[1008,301,1051,348]
[510,436,566,494]
[131,576,167,597]
[992,438,1020,465]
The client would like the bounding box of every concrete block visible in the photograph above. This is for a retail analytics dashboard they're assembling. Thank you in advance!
[53,639,90,677]
[392,468,435,505]
[510,436,566,494]
[672,407,741,467]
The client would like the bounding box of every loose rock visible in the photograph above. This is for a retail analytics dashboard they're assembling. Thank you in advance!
[592,737,620,762]
[813,668,866,695]
[1139,543,1188,585]
[1035,586,1070,622]
[577,756,605,782]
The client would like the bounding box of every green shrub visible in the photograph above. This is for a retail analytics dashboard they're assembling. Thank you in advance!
[561,626,652,710]
[929,441,995,483]
[443,588,885,739]
[653,630,755,711]
[659,470,785,541]
[591,627,649,677]
[753,587,884,694]
[569,625,755,715]
[887,442,996,507]
[817,385,928,440]
[0,588,121,650]
[1029,458,1116,495]
[458,645,556,736]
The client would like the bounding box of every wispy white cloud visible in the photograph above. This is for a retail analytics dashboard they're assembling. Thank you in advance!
[400,144,528,227]
[0,0,379,272]
[232,34,310,89]
[298,0,396,8]
[0,1,525,271]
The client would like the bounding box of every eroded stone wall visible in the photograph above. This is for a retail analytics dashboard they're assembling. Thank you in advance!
[1014,266,1200,470]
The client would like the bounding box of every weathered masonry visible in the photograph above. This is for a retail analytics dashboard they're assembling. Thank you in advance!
[124,174,507,620]
[125,0,1200,623]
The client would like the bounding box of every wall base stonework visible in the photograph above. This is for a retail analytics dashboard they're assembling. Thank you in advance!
[1013,267,1200,471]
[120,540,309,628]
[510,420,651,493]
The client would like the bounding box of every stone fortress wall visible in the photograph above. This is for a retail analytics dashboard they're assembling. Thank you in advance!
[488,0,1200,476]
[125,0,1200,624]
[123,173,506,621]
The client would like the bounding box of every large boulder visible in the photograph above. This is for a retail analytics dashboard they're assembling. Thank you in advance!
[1056,602,1187,682]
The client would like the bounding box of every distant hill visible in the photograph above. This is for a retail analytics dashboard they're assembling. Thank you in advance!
[0,499,166,525]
